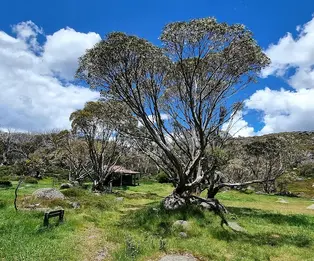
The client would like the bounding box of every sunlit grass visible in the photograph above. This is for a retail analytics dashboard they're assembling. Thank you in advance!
[1,180,314,260]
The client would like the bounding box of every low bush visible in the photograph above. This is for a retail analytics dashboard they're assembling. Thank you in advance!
[0,180,12,188]
[81,183,90,190]
[62,188,87,198]
[44,167,69,180]
[156,171,170,183]
[24,176,38,184]
[0,165,14,178]
[298,163,314,178]
[1,175,20,181]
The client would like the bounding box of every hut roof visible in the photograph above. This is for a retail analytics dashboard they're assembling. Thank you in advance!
[108,165,140,175]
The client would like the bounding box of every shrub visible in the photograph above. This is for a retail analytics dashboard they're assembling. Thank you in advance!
[62,188,86,197]
[24,176,38,184]
[298,163,314,178]
[81,183,90,190]
[276,172,297,192]
[1,175,19,181]
[0,166,14,178]
[0,180,12,188]
[0,199,6,208]
[45,167,69,180]
[156,171,170,183]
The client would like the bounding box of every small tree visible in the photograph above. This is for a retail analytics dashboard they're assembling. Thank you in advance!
[47,130,91,183]
[77,17,270,209]
[70,100,133,191]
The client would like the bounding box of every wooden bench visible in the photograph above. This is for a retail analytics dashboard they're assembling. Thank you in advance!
[43,209,64,227]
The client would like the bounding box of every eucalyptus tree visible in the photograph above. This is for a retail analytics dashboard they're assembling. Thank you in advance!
[220,136,296,194]
[70,100,133,191]
[49,130,92,183]
[76,17,270,209]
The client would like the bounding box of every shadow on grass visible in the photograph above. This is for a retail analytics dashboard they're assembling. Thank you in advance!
[119,203,314,249]
[212,229,311,248]
[206,206,314,248]
[118,204,208,237]
[116,191,163,200]
[227,206,314,227]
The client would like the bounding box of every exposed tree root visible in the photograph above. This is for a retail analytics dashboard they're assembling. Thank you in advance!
[163,193,228,226]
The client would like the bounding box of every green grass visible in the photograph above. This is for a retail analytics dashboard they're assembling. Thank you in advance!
[288,178,314,198]
[1,179,314,260]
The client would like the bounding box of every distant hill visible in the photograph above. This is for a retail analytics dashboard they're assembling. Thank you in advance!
[231,131,314,163]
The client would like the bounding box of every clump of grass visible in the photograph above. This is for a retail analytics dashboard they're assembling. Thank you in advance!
[0,199,6,209]
[62,187,87,197]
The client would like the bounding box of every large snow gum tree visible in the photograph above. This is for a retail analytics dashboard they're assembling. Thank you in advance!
[76,17,270,212]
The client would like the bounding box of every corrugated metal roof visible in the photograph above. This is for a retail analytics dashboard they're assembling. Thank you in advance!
[107,165,140,175]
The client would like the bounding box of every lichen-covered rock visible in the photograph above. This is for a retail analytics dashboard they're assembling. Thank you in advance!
[60,183,73,189]
[306,204,314,210]
[32,188,65,200]
[276,198,288,204]
[70,202,81,209]
[179,232,188,238]
[173,220,190,230]
[159,255,197,261]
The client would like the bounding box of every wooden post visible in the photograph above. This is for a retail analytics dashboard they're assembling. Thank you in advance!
[109,181,112,193]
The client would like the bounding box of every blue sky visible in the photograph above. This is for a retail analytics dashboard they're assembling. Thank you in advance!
[1,0,314,135]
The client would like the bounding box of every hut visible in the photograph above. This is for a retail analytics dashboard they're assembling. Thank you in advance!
[108,165,140,186]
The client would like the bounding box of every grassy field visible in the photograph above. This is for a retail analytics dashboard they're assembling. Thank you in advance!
[1,180,314,261]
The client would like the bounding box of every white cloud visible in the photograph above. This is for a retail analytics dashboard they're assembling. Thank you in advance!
[262,16,314,82]
[0,21,100,131]
[42,27,101,80]
[245,87,314,135]
[222,111,256,137]
[137,113,170,127]
[12,21,43,51]
[245,16,314,135]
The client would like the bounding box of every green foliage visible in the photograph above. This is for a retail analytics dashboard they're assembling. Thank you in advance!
[156,171,170,183]
[42,165,69,180]
[288,178,314,198]
[1,175,19,181]
[276,172,298,192]
[0,199,6,209]
[0,180,12,187]
[0,165,14,177]
[298,163,314,178]
[81,183,90,190]
[62,188,87,197]
[24,176,38,184]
